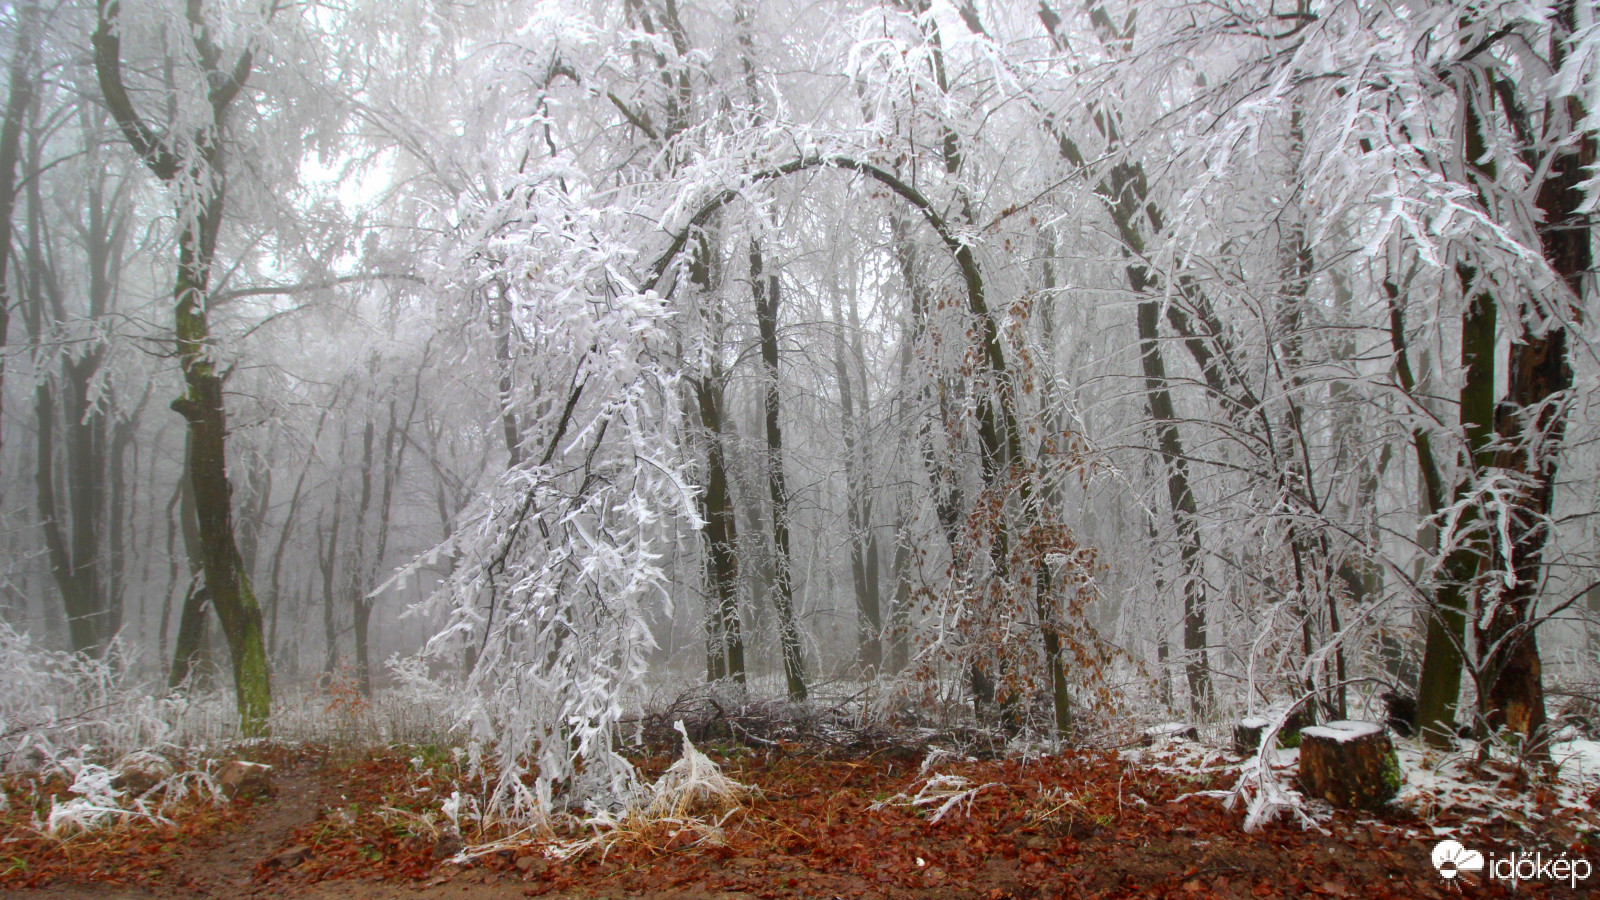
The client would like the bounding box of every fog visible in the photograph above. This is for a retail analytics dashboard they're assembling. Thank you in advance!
[1,0,1598,814]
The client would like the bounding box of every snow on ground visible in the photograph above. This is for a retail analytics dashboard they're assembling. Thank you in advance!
[1396,737,1599,835]
[1551,739,1600,787]
[1119,725,1600,843]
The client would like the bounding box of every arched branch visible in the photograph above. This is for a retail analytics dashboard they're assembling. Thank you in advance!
[646,156,967,287]
[642,155,997,376]
[643,153,1017,478]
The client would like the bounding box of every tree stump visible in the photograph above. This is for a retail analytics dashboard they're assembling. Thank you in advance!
[113,750,175,796]
[1296,720,1401,811]
[216,760,273,799]
[1233,717,1270,754]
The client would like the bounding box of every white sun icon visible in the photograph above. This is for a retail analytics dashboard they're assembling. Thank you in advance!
[1431,840,1485,880]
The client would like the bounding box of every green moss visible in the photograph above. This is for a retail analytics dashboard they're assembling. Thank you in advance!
[1380,749,1403,798]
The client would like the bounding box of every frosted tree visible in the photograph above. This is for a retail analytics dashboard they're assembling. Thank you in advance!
[357,2,698,814]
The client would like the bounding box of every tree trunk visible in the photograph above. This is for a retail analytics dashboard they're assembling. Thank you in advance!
[1112,215,1211,717]
[96,0,271,737]
[0,0,38,480]
[169,199,271,735]
[695,376,744,685]
[684,226,745,686]
[1475,9,1591,742]
[348,416,378,695]
[1135,298,1211,718]
[751,240,807,701]
[266,399,335,663]
[169,441,215,691]
[905,5,1034,725]
[887,496,914,674]
[647,154,1034,720]
[1274,106,1347,720]
[169,584,213,690]
[20,123,117,656]
[1415,91,1501,748]
[734,471,772,631]
[108,405,140,643]
[831,282,882,673]
[1412,292,1495,746]
[353,390,414,696]
[318,486,344,681]
[493,279,522,466]
[1037,1,1212,717]
[1032,243,1074,737]
[33,379,103,654]
[1586,583,1600,657]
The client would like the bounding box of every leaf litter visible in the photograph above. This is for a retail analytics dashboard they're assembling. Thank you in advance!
[2,727,1594,898]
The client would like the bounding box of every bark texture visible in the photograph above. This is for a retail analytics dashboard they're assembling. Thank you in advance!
[1297,723,1401,811]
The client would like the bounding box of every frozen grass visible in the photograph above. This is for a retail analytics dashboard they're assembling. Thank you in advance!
[0,627,462,839]
[441,720,755,864]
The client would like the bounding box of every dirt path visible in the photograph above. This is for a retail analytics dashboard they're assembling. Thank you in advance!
[3,767,331,900]
[179,771,330,896]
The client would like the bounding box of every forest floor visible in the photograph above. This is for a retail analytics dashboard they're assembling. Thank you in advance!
[1,736,1596,899]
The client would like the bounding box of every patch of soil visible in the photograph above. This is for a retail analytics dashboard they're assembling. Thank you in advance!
[169,770,330,895]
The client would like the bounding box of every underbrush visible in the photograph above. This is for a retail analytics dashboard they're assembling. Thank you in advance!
[2,621,1598,896]
[0,757,253,889]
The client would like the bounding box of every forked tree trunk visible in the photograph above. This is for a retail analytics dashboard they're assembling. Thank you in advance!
[20,113,119,657]
[1036,1,1211,718]
[351,389,415,696]
[684,227,746,687]
[266,397,336,662]
[1413,285,1495,746]
[95,0,271,737]
[645,155,1044,724]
